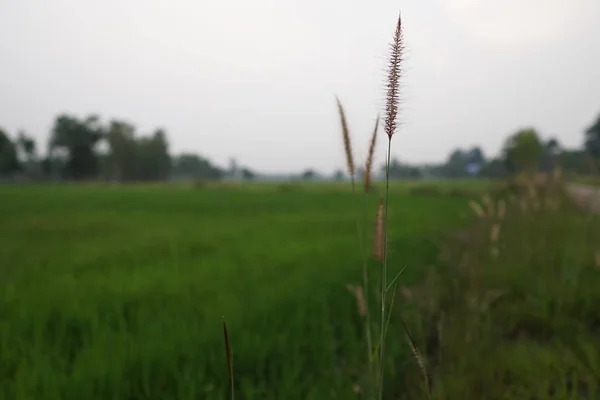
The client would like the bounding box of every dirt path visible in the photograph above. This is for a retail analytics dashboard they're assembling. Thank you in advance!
[565,183,600,214]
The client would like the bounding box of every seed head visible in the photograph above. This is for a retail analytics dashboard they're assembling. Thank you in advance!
[384,13,404,140]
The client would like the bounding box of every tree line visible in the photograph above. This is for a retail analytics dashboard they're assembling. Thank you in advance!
[0,114,256,182]
[373,111,600,180]
[2,111,600,182]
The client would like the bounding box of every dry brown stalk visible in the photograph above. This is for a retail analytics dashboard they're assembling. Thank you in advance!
[373,198,384,261]
[335,97,355,188]
[497,199,506,219]
[345,284,367,317]
[364,115,380,193]
[482,194,493,216]
[222,318,234,400]
[468,200,485,218]
[400,316,430,396]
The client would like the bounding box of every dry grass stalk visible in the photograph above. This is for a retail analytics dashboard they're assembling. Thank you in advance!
[373,198,384,261]
[400,317,431,397]
[497,199,506,219]
[222,318,234,400]
[346,284,367,317]
[468,200,485,218]
[482,194,493,216]
[335,97,355,188]
[364,115,380,193]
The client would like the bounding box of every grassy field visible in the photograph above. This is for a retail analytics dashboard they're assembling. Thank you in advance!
[0,182,476,400]
[2,179,600,399]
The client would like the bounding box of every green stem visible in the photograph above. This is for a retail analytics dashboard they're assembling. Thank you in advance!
[378,137,392,400]
[360,193,374,384]
[352,181,374,395]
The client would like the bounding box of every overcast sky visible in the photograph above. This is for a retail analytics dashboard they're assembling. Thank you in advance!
[1,0,599,174]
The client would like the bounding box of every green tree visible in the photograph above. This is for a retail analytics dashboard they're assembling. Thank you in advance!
[136,129,170,181]
[443,149,469,178]
[467,147,485,165]
[172,153,223,180]
[383,157,422,179]
[17,131,36,162]
[16,131,39,178]
[541,137,561,172]
[0,129,20,175]
[241,167,255,180]
[584,113,600,158]
[558,149,590,174]
[301,169,317,180]
[49,114,105,180]
[333,169,344,181]
[105,123,172,182]
[503,128,544,174]
[106,120,138,181]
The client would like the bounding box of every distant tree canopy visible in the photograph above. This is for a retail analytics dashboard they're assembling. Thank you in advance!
[0,114,226,182]
[2,109,600,182]
[17,131,36,161]
[0,129,20,175]
[301,169,318,180]
[585,113,600,159]
[49,114,105,180]
[241,167,255,180]
[172,153,223,180]
[502,128,544,174]
[333,169,344,181]
[381,157,422,179]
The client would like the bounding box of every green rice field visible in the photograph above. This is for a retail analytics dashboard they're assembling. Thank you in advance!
[0,183,474,399]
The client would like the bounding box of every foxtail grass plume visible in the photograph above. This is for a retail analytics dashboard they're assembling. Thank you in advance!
[345,284,367,317]
[364,115,380,193]
[400,317,430,397]
[482,194,493,216]
[468,200,485,218]
[373,198,384,261]
[384,13,404,140]
[497,199,506,219]
[335,97,355,188]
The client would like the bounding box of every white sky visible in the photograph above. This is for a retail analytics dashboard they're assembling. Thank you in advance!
[1,0,599,174]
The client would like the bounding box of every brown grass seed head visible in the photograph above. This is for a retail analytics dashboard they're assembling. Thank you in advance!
[335,97,355,183]
[364,115,380,193]
[373,198,384,261]
[384,13,403,140]
[468,200,485,218]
